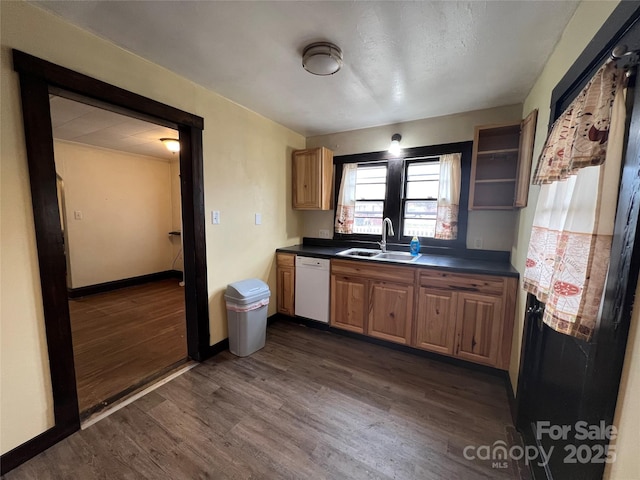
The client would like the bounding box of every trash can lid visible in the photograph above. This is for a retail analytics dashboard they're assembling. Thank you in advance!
[224,278,271,305]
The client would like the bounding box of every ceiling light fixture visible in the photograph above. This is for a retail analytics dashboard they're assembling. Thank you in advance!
[302,42,343,76]
[160,138,180,153]
[389,134,402,156]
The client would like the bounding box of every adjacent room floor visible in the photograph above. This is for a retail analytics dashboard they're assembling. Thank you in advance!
[69,278,188,414]
[6,322,525,479]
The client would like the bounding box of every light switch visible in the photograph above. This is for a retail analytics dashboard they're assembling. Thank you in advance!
[74,210,83,220]
[255,213,262,225]
[212,210,220,225]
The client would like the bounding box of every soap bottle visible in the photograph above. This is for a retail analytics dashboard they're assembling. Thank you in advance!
[410,236,420,256]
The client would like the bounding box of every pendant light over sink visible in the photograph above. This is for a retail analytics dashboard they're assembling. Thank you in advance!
[302,42,343,76]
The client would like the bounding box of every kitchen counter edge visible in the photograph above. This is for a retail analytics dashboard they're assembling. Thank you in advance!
[276,245,519,278]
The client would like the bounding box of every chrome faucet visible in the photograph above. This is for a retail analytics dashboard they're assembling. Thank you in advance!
[378,217,394,253]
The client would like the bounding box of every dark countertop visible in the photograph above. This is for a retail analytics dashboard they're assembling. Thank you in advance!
[277,244,519,278]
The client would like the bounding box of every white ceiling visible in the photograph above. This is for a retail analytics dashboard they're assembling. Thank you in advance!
[36,1,580,137]
[50,96,179,161]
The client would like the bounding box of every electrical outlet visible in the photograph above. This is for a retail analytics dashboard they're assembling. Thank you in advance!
[319,229,331,239]
[255,213,262,225]
[212,210,220,225]
[473,237,483,249]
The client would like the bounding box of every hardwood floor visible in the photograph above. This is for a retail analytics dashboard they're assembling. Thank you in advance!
[68,279,187,414]
[6,322,526,479]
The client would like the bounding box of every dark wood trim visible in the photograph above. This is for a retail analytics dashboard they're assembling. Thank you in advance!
[13,50,203,129]
[275,314,506,379]
[8,50,210,474]
[67,270,182,298]
[0,423,78,475]
[179,126,210,361]
[17,72,81,434]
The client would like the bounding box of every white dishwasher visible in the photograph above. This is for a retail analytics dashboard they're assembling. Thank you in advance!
[295,256,330,323]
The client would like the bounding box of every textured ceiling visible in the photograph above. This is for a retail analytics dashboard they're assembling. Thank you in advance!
[50,96,179,161]
[36,1,579,137]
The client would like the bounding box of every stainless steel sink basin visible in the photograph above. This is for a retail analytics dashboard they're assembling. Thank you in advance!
[336,248,381,258]
[337,248,421,263]
[375,252,421,262]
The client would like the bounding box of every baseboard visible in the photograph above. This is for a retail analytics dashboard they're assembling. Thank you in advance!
[68,270,183,298]
[276,314,506,379]
[0,421,79,475]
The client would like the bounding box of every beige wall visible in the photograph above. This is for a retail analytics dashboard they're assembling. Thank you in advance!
[508,0,640,477]
[305,104,523,251]
[54,140,174,288]
[0,1,305,454]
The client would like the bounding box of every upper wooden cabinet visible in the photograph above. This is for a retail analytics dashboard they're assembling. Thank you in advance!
[292,147,333,210]
[469,109,537,210]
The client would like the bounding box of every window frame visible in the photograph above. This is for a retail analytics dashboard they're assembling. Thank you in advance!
[333,141,471,250]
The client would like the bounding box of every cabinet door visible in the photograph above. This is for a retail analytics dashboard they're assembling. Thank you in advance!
[367,281,413,345]
[276,266,295,316]
[454,293,502,366]
[514,109,538,208]
[414,288,457,355]
[292,148,333,210]
[331,275,367,333]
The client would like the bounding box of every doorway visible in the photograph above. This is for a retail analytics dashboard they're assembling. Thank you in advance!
[50,95,189,416]
[6,50,210,471]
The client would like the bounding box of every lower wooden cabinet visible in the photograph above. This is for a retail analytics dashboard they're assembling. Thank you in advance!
[414,288,457,356]
[368,281,413,345]
[276,253,295,315]
[454,292,503,366]
[330,260,415,346]
[330,258,517,370]
[330,275,367,333]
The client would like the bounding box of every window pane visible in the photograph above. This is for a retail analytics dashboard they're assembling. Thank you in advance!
[403,200,437,237]
[355,183,386,200]
[407,162,439,181]
[406,161,439,199]
[357,166,387,184]
[354,217,383,235]
[403,219,436,238]
[406,180,439,199]
[354,201,384,218]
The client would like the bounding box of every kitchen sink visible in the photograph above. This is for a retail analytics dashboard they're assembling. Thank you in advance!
[337,248,421,263]
[337,248,382,258]
[375,252,420,262]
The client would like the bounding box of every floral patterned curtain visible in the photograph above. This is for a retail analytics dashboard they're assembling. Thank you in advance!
[334,163,358,234]
[523,62,627,341]
[435,153,461,240]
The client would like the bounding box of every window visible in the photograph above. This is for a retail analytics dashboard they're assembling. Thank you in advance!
[403,159,439,237]
[333,142,471,248]
[354,165,387,234]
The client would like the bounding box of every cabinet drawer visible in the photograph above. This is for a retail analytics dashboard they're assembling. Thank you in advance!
[276,253,295,267]
[418,269,504,296]
[331,259,415,284]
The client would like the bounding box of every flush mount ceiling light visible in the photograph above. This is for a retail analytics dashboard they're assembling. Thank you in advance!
[302,42,343,76]
[160,138,180,153]
[389,134,402,156]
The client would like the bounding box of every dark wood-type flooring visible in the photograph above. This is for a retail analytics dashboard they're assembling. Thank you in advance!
[6,322,525,479]
[69,279,187,413]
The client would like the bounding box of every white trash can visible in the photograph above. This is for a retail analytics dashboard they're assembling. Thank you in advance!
[224,279,271,357]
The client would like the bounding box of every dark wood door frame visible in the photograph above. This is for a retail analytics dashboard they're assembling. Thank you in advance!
[1,50,210,474]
